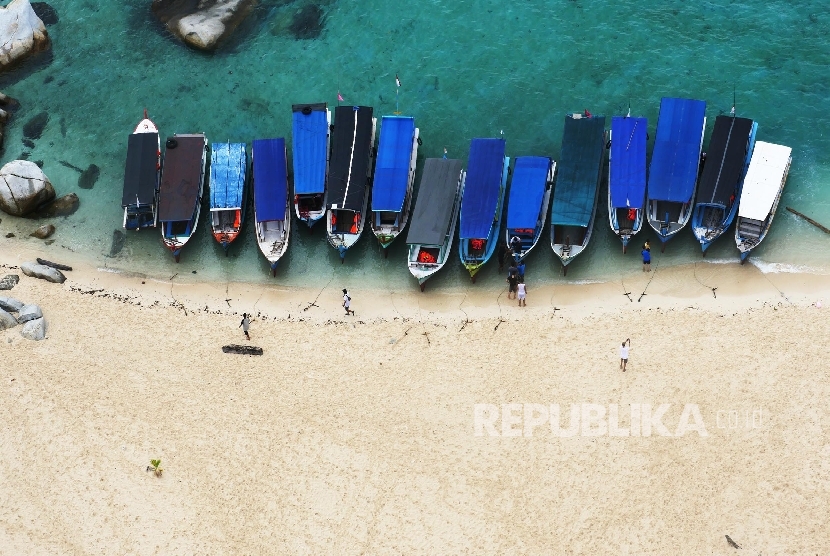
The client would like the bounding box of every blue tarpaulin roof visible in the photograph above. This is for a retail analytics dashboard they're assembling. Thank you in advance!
[551,115,606,227]
[292,104,328,195]
[253,138,287,222]
[372,116,416,212]
[460,138,506,239]
[647,98,707,202]
[506,156,550,229]
[610,116,648,209]
[209,143,247,210]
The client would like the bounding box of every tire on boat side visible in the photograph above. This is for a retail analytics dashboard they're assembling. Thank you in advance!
[166,138,178,149]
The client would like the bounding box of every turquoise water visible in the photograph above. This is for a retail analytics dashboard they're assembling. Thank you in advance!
[1,0,829,291]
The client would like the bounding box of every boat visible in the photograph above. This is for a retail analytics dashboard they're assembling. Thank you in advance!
[121,110,161,230]
[504,156,555,262]
[209,142,248,254]
[292,103,330,228]
[370,115,420,252]
[607,115,647,252]
[734,141,792,262]
[646,97,707,250]
[550,113,606,273]
[458,138,509,281]
[158,134,208,262]
[325,105,376,261]
[406,158,465,290]
[252,138,291,275]
[691,114,757,253]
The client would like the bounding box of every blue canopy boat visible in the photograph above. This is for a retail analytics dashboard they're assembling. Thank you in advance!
[253,138,290,275]
[158,134,208,262]
[505,156,555,262]
[325,105,377,261]
[209,142,248,254]
[607,115,647,253]
[291,103,330,228]
[550,113,606,273]
[646,97,707,250]
[691,114,757,254]
[458,138,509,281]
[371,115,420,252]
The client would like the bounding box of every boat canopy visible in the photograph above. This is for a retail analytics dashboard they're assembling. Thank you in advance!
[253,138,287,222]
[647,97,707,203]
[738,141,792,221]
[292,103,328,195]
[551,115,606,227]
[209,143,247,211]
[122,132,159,208]
[697,115,755,206]
[158,135,205,222]
[406,158,463,246]
[327,105,374,212]
[609,116,647,209]
[506,156,551,229]
[459,138,506,239]
[372,116,416,213]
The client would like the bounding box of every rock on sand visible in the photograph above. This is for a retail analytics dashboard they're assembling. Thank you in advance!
[20,261,65,283]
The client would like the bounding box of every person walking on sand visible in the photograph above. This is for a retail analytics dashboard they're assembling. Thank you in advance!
[506,263,518,299]
[641,245,651,272]
[342,289,354,316]
[620,338,630,371]
[517,260,526,282]
[517,280,527,307]
[239,313,251,340]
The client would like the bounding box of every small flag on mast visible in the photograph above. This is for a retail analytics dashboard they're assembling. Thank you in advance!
[338,92,344,102]
[395,74,401,88]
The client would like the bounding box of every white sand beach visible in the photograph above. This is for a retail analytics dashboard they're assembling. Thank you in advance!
[1,240,829,554]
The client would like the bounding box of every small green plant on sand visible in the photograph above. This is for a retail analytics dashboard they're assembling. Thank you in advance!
[150,459,163,477]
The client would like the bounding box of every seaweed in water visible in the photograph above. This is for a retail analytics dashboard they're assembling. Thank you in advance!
[290,4,325,40]
[22,138,35,148]
[32,2,59,25]
[109,230,125,257]
[78,164,100,189]
[23,111,49,140]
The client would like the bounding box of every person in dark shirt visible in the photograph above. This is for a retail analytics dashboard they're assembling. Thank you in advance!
[642,247,651,272]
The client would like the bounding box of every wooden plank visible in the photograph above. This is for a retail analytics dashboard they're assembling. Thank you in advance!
[786,207,830,234]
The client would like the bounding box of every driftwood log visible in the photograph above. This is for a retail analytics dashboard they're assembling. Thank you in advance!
[36,257,72,271]
[786,207,830,234]
[222,344,263,356]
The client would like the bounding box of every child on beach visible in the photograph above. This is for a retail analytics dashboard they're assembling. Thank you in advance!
[620,338,630,371]
[342,289,354,316]
[517,280,527,307]
[239,313,251,340]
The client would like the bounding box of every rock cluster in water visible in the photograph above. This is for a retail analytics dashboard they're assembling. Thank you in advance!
[0,92,18,151]
[151,0,255,51]
[0,160,55,216]
[0,296,46,340]
[0,0,51,72]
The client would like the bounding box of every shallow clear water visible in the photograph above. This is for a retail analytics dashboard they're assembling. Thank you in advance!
[1,0,828,291]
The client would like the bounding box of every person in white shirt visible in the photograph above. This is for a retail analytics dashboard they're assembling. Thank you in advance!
[342,289,354,316]
[517,280,527,307]
[620,338,630,371]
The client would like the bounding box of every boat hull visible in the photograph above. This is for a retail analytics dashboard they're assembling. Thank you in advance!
[372,127,420,249]
[506,161,555,263]
[160,135,208,262]
[693,121,758,252]
[460,157,510,279]
[735,155,792,261]
[408,170,465,287]
[123,114,161,231]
